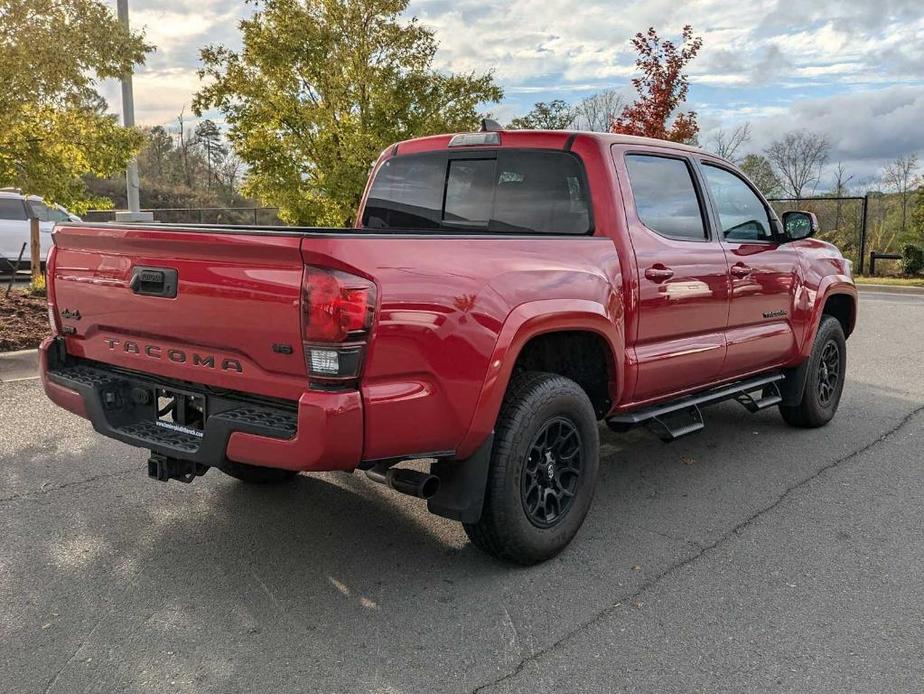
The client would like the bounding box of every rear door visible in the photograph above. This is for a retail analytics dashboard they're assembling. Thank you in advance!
[614,147,730,403]
[696,160,800,377]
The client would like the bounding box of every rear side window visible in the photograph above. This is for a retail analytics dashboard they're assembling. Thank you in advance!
[0,198,27,221]
[362,150,592,234]
[625,155,706,241]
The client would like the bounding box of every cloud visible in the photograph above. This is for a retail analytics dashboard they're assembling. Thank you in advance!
[701,86,924,183]
[757,87,924,162]
[104,0,923,184]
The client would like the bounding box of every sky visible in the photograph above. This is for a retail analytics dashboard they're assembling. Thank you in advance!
[98,0,924,187]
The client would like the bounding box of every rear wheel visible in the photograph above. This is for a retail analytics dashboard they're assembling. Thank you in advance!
[779,315,846,428]
[220,460,299,484]
[464,372,599,565]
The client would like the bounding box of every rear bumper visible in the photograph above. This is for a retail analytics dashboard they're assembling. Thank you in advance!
[39,337,363,472]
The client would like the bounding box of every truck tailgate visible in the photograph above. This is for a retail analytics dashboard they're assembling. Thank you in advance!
[51,225,307,401]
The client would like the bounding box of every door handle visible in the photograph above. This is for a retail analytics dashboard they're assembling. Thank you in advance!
[730,264,752,278]
[644,265,674,282]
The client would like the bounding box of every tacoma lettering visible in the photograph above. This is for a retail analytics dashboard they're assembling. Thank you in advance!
[101,338,242,373]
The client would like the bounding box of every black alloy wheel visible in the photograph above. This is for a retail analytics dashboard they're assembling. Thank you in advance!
[521,417,583,528]
[817,340,840,407]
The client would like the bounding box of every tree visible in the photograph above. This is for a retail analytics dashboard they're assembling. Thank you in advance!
[508,100,575,130]
[140,126,175,181]
[0,0,151,210]
[194,120,228,191]
[572,89,625,132]
[764,130,830,199]
[910,186,924,242]
[705,123,751,163]
[739,154,781,197]
[194,0,502,225]
[830,162,853,232]
[175,110,196,188]
[611,25,703,143]
[883,154,919,234]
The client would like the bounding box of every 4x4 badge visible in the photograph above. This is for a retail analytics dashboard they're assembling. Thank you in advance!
[61,308,81,320]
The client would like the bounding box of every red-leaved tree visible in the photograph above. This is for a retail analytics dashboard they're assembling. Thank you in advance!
[611,25,703,143]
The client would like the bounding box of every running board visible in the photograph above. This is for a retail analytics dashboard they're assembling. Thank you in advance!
[606,373,785,442]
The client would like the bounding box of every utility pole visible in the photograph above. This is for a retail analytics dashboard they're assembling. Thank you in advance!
[115,0,153,223]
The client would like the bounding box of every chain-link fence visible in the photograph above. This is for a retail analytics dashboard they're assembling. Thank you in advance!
[767,194,917,275]
[768,196,867,270]
[83,207,284,226]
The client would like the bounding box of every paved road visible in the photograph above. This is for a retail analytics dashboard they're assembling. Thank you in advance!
[1,291,922,694]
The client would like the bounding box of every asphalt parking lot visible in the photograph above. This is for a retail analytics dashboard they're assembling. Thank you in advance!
[1,288,922,694]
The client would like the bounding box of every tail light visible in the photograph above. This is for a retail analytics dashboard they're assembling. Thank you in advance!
[301,265,376,390]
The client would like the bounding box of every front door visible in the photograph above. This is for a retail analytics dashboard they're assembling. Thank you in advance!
[697,160,801,378]
[615,149,731,404]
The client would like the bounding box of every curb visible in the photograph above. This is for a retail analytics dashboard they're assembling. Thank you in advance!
[0,348,39,382]
[856,283,924,295]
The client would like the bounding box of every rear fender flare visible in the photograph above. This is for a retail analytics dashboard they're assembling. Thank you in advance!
[455,299,624,459]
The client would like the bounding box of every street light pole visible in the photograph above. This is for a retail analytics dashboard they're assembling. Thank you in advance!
[115,0,152,223]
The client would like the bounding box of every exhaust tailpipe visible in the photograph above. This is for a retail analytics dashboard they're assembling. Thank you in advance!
[366,465,440,499]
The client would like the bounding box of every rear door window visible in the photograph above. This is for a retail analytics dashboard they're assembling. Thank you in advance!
[625,155,707,241]
[0,199,27,221]
[362,150,592,234]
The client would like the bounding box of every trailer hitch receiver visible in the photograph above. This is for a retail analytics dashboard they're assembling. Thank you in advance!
[147,452,209,483]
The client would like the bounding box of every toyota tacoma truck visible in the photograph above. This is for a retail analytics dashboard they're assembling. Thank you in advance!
[40,125,857,564]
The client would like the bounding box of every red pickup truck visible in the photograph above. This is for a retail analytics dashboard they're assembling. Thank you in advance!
[41,126,857,564]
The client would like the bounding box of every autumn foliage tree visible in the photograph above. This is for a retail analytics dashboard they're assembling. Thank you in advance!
[611,25,702,143]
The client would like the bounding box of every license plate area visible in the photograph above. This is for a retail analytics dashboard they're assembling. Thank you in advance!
[155,387,207,439]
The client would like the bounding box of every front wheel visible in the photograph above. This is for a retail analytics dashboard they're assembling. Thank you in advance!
[779,315,846,428]
[464,372,599,565]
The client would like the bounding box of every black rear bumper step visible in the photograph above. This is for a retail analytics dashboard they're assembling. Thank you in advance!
[607,373,784,441]
[46,359,297,465]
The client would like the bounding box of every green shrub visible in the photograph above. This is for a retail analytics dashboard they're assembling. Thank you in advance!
[901,243,924,276]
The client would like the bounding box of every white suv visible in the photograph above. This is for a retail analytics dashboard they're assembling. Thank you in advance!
[0,189,81,271]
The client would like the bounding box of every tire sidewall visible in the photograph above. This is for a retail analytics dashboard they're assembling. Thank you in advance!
[804,317,847,422]
[493,376,599,561]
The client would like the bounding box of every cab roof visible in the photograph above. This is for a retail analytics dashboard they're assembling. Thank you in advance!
[391,129,712,158]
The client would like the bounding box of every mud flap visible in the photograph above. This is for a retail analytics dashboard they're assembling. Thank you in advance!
[779,358,811,406]
[427,434,494,524]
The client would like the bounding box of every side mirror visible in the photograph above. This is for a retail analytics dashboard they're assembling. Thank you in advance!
[782,210,818,241]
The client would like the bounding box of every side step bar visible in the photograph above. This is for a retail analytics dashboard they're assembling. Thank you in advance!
[606,373,784,441]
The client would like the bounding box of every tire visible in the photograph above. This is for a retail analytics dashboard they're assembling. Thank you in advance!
[779,315,846,428]
[464,371,599,565]
[219,460,299,484]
